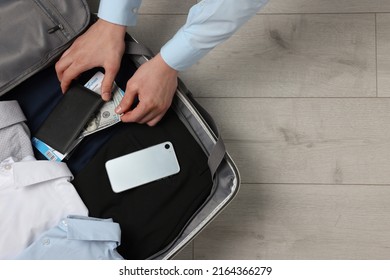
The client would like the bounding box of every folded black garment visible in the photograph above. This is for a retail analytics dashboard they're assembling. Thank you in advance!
[72,109,213,259]
[34,84,103,154]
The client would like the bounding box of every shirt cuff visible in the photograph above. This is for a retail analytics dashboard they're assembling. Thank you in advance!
[98,0,141,26]
[160,29,210,71]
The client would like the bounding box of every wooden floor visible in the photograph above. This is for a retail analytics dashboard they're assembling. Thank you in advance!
[88,0,390,259]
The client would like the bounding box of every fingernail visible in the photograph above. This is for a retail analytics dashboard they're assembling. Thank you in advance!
[115,106,121,114]
[102,92,110,100]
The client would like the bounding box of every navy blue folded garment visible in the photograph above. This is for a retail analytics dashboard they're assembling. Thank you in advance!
[0,58,137,174]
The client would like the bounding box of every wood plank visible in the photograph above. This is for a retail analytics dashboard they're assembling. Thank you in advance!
[127,16,186,54]
[197,98,390,185]
[183,14,376,98]
[172,242,193,260]
[262,0,390,13]
[377,14,390,97]
[129,14,376,98]
[194,184,390,259]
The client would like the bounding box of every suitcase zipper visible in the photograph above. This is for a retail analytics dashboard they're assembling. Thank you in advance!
[33,0,70,39]
[47,24,64,34]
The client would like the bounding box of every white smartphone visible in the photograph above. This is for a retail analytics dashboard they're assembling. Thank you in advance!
[105,141,180,193]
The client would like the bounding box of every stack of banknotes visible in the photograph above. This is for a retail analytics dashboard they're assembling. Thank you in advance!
[32,71,125,161]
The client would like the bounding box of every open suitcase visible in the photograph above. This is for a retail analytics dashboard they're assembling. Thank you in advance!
[140,56,240,260]
[0,0,240,259]
[127,42,241,259]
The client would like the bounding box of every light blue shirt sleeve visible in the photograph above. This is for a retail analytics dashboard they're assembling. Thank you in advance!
[98,0,269,71]
[14,216,124,260]
[98,0,141,26]
[161,0,269,71]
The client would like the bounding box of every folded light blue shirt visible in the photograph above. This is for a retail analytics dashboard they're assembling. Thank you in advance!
[15,216,124,260]
[98,0,269,71]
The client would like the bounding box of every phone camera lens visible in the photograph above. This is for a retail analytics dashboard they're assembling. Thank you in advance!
[165,144,170,149]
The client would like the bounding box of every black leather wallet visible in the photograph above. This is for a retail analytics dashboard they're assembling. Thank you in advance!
[34,84,103,154]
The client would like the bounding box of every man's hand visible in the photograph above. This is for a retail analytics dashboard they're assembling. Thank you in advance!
[115,53,178,126]
[55,19,126,101]
[56,18,177,126]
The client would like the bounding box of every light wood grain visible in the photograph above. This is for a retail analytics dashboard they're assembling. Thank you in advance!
[130,14,376,98]
[127,16,186,53]
[377,14,390,97]
[194,184,390,259]
[197,98,390,185]
[184,14,376,98]
[262,0,390,13]
[172,242,193,260]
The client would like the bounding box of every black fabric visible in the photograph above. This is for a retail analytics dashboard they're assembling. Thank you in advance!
[72,108,213,259]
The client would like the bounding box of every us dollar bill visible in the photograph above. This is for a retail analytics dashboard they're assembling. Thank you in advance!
[33,71,125,161]
[79,72,124,138]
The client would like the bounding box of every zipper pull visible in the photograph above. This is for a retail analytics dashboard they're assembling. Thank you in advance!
[47,24,64,34]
